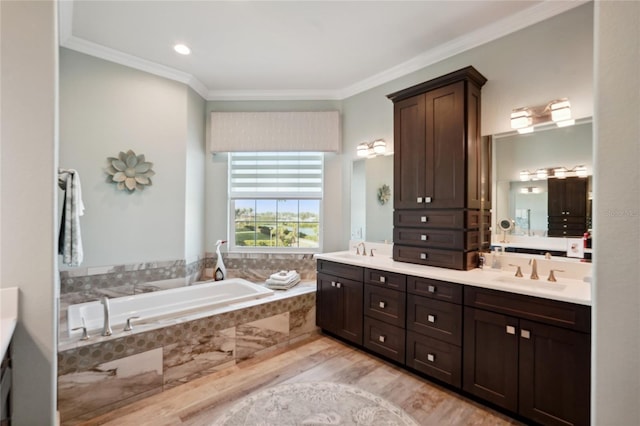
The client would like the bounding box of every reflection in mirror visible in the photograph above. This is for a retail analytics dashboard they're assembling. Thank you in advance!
[351,155,393,243]
[493,119,592,244]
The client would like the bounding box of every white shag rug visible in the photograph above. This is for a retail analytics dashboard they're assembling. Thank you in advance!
[212,381,419,426]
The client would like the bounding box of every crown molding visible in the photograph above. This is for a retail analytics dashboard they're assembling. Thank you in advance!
[59,0,588,102]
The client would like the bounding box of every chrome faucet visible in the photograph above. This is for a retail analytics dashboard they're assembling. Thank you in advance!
[100,296,113,336]
[357,241,366,256]
[529,258,539,280]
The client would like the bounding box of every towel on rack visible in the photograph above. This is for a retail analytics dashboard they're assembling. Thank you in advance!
[58,169,85,266]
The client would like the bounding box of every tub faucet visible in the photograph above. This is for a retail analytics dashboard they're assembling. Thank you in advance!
[529,258,539,280]
[100,296,113,336]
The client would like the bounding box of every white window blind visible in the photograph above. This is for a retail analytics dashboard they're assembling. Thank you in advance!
[210,111,341,153]
[229,152,323,199]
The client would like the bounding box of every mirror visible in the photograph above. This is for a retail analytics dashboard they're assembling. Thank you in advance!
[493,120,592,242]
[351,155,393,243]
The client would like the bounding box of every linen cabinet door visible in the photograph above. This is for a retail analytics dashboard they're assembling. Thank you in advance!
[335,276,364,345]
[463,307,519,412]
[518,320,590,426]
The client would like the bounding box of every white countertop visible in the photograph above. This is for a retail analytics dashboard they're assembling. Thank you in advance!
[1,287,19,360]
[315,251,591,306]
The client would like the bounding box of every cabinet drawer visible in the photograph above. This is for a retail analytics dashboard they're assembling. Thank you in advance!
[364,268,406,291]
[468,210,491,229]
[394,210,465,229]
[548,216,586,225]
[406,330,461,388]
[393,245,477,270]
[364,285,405,327]
[464,286,591,333]
[317,259,363,281]
[407,294,462,345]
[363,317,405,363]
[407,276,462,303]
[548,229,585,237]
[394,227,479,250]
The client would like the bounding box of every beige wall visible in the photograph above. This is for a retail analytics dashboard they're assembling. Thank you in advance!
[0,1,58,424]
[592,1,640,424]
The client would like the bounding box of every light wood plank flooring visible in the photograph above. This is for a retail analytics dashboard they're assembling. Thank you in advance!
[77,334,523,426]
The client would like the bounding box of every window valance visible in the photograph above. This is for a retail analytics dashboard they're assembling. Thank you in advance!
[210,111,341,153]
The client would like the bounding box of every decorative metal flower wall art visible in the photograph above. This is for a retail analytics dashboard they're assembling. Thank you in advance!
[377,184,391,205]
[106,150,155,192]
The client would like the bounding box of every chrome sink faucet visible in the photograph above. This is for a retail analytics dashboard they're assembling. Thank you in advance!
[100,296,113,336]
[529,258,539,280]
[356,241,366,256]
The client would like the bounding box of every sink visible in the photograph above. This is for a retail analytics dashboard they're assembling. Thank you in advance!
[493,275,567,291]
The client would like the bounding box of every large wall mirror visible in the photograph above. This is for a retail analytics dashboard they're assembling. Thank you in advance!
[492,119,592,244]
[351,155,393,243]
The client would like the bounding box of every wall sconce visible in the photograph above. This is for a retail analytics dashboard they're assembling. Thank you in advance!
[357,139,387,157]
[519,165,589,181]
[510,98,575,133]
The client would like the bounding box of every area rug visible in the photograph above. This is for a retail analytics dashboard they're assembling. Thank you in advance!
[212,381,419,426]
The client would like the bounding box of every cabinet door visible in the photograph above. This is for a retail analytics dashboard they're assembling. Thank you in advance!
[425,81,466,209]
[336,276,364,345]
[463,307,519,412]
[519,320,590,426]
[394,94,426,209]
[564,177,587,217]
[316,273,340,333]
[548,178,565,216]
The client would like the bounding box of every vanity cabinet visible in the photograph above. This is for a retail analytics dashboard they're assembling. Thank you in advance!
[362,268,407,363]
[0,342,11,425]
[405,277,463,387]
[463,286,591,425]
[548,177,588,237]
[388,66,490,270]
[316,260,363,345]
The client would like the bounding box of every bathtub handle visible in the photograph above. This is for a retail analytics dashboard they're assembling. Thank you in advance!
[71,326,90,341]
[124,316,141,332]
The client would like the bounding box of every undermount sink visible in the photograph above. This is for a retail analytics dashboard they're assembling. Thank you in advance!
[493,274,567,291]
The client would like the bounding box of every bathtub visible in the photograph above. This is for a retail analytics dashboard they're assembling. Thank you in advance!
[67,278,274,337]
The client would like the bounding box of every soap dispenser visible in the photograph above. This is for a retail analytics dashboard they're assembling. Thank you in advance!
[214,240,227,281]
[491,246,502,269]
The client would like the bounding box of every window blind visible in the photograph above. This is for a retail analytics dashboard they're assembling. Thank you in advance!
[210,111,340,153]
[229,152,323,199]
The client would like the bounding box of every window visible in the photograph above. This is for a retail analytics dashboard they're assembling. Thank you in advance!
[229,152,323,251]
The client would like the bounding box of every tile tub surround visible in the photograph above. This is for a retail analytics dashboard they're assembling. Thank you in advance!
[57,284,317,424]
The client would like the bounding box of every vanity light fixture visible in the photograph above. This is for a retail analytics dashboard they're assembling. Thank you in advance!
[510,98,575,133]
[519,165,590,181]
[173,43,191,55]
[357,139,387,157]
[575,165,588,177]
[519,170,530,181]
[520,186,542,194]
[536,168,548,180]
[553,167,567,178]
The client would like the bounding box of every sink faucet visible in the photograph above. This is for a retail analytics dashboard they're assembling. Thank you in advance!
[529,258,539,280]
[357,242,366,256]
[100,296,113,336]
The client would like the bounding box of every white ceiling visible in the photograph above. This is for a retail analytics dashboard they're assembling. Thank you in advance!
[59,1,587,100]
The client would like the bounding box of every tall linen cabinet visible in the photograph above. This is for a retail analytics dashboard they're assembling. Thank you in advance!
[388,66,490,270]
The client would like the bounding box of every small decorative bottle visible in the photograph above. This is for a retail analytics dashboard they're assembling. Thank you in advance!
[214,240,227,281]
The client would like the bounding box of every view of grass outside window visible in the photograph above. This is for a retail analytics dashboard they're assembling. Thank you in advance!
[234,199,320,248]
[229,152,323,251]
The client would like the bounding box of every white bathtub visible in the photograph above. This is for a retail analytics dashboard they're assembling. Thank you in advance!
[67,278,274,337]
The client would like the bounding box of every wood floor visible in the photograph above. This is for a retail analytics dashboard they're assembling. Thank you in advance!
[77,334,523,426]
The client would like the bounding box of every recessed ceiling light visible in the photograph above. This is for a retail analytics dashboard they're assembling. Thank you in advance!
[173,44,191,55]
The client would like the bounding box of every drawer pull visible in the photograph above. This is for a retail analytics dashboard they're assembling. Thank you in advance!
[379,301,386,309]
[417,197,423,203]
[421,234,427,241]
[420,253,427,260]
[336,282,342,289]
[331,281,336,287]
[506,325,516,335]
[427,353,435,362]
[427,285,436,293]
[378,335,386,343]
[421,216,428,223]
[379,276,386,283]
[427,314,436,323]
[425,197,432,203]
[521,329,531,339]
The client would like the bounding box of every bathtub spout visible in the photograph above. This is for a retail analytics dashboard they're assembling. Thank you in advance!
[100,296,112,336]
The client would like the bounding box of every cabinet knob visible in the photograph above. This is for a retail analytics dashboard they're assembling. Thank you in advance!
[336,282,342,289]
[331,281,336,287]
[420,216,428,223]
[420,253,427,260]
[506,325,516,335]
[427,353,435,362]
[417,197,423,203]
[425,197,432,203]
[379,301,386,309]
[421,234,428,241]
[427,314,436,323]
[521,329,531,339]
[379,276,386,283]
[378,335,386,343]
[427,285,436,293]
